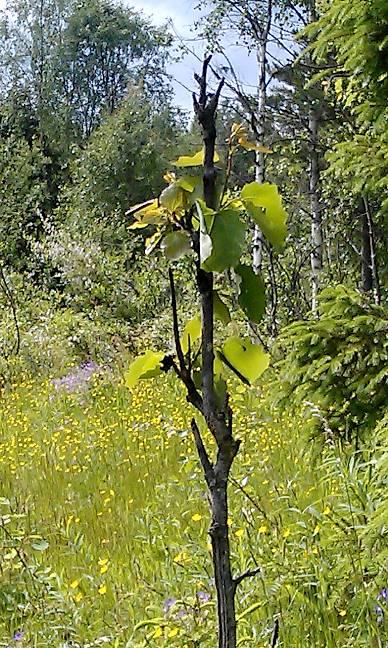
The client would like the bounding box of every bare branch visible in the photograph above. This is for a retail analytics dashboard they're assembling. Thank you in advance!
[233,566,261,591]
[169,270,203,413]
[168,268,186,373]
[229,476,271,521]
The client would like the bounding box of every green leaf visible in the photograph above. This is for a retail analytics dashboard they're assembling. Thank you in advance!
[214,291,231,324]
[171,149,220,167]
[181,317,201,355]
[31,539,49,551]
[221,337,270,384]
[241,182,287,247]
[160,231,191,260]
[159,183,186,213]
[235,264,266,323]
[177,175,203,205]
[202,209,246,272]
[125,351,165,388]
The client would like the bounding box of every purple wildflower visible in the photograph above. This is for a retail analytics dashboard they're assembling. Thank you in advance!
[196,591,211,604]
[51,361,101,393]
[13,631,24,641]
[163,597,177,614]
[375,604,384,625]
[377,587,388,603]
[175,608,187,619]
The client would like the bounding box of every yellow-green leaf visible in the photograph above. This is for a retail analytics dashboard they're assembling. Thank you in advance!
[171,149,220,167]
[222,337,270,384]
[126,199,155,216]
[241,182,287,247]
[127,199,164,229]
[238,138,273,153]
[181,317,201,355]
[125,351,165,388]
[159,183,186,213]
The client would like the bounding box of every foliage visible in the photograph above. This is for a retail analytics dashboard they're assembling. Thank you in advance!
[0,133,51,269]
[274,285,388,440]
[125,130,287,390]
[0,279,126,382]
[306,0,388,211]
[0,0,172,137]
[59,91,186,225]
[58,0,172,134]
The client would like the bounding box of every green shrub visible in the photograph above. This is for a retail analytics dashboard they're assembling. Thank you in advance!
[274,285,388,441]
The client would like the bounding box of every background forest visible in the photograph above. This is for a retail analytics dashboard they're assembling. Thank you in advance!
[0,0,387,646]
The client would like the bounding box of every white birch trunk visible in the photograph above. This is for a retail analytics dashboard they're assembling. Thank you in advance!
[309,108,322,314]
[252,30,268,274]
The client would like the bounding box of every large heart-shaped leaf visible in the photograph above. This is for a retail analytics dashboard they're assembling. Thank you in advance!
[221,337,270,384]
[202,209,246,272]
[235,264,266,323]
[161,231,191,260]
[125,351,165,388]
[241,182,287,247]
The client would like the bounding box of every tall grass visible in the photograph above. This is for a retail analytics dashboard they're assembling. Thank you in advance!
[0,369,386,646]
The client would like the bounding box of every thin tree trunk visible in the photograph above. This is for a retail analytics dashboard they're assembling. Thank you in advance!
[253,1,272,274]
[309,108,322,314]
[308,2,323,315]
[193,56,240,648]
[253,39,266,273]
[362,196,381,304]
[360,201,373,293]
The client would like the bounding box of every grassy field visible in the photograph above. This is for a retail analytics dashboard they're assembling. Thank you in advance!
[0,366,386,647]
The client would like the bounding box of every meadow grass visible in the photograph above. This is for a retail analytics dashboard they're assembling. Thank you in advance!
[0,369,386,647]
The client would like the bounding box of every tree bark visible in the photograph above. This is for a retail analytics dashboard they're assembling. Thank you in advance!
[307,1,323,315]
[193,56,240,648]
[253,38,267,273]
[360,200,373,293]
[362,196,381,305]
[309,107,322,314]
[252,1,272,274]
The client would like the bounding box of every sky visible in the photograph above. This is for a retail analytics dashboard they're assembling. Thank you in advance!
[127,0,260,111]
